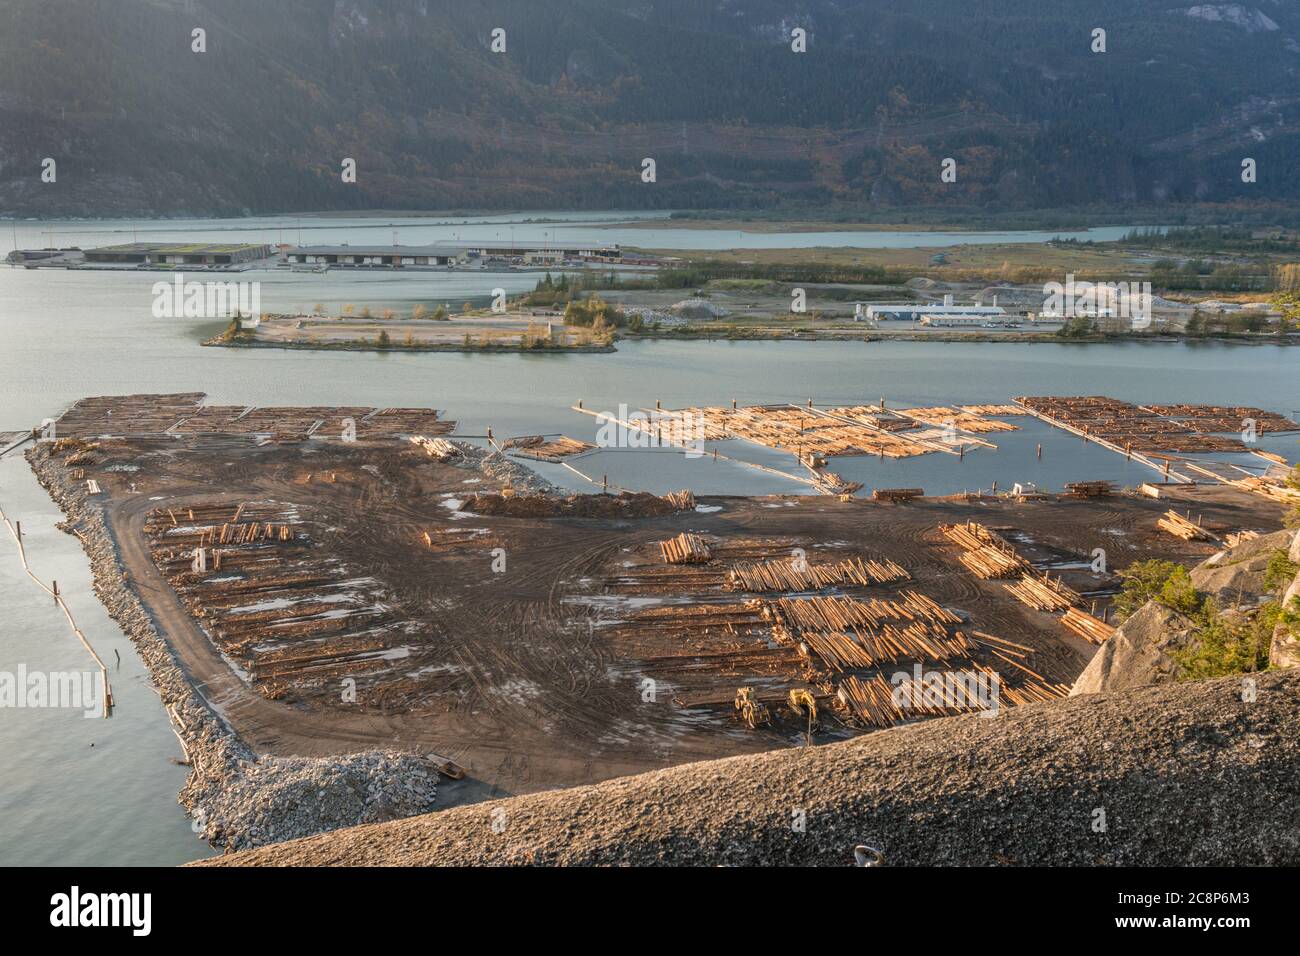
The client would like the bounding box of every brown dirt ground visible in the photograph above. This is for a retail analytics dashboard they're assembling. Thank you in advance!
[65,434,1286,808]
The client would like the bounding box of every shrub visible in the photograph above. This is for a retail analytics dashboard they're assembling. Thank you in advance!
[1171,600,1276,680]
[1264,549,1299,592]
[1114,560,1197,621]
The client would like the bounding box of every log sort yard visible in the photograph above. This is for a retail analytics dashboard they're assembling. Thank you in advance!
[23,393,1291,813]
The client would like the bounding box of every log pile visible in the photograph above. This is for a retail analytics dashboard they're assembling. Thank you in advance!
[894,406,1019,433]
[940,522,1030,578]
[628,601,768,631]
[873,487,924,502]
[773,591,961,632]
[799,624,974,670]
[674,404,936,459]
[659,532,712,564]
[504,435,594,461]
[836,675,906,728]
[836,666,1069,729]
[662,490,697,512]
[1016,395,1249,453]
[142,502,416,698]
[1060,607,1116,644]
[1003,572,1081,612]
[1156,509,1214,542]
[727,555,909,592]
[1224,529,1260,549]
[1063,480,1115,498]
[52,393,456,441]
[409,435,460,460]
[1142,404,1299,434]
[960,404,1026,417]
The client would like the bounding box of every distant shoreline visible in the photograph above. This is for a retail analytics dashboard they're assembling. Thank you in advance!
[621,328,1300,346]
[203,337,617,355]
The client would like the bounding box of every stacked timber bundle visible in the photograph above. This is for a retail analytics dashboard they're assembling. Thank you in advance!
[659,532,712,565]
[1143,404,1300,433]
[799,624,974,671]
[1156,509,1214,542]
[960,404,1026,417]
[895,406,1019,434]
[836,659,1068,728]
[812,472,863,496]
[940,521,1030,578]
[1224,529,1260,548]
[1063,480,1115,498]
[774,591,960,632]
[726,555,909,592]
[409,435,460,460]
[873,487,924,502]
[989,669,1072,705]
[1060,607,1116,644]
[1003,572,1080,612]
[662,490,697,511]
[957,548,1027,579]
[836,675,906,728]
[1240,476,1300,504]
[628,601,767,631]
[503,435,594,461]
[214,522,294,545]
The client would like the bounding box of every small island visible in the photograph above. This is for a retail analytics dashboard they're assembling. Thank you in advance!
[205,302,617,354]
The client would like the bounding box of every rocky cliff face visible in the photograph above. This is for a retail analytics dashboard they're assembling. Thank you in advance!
[195,670,1300,866]
[1070,602,1197,695]
[1272,530,1300,669]
[1072,529,1297,695]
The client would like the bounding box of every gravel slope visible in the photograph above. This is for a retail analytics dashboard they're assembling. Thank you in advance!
[198,670,1300,866]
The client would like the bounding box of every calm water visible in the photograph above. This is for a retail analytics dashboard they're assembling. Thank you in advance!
[0,215,1293,866]
[4,211,1145,256]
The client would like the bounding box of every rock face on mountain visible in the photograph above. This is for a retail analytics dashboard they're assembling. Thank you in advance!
[1072,529,1297,696]
[1070,602,1197,695]
[1272,530,1300,669]
[196,670,1300,867]
[1191,528,1293,606]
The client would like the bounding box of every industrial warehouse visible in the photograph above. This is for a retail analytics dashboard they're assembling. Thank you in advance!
[861,296,1007,323]
[280,239,624,269]
[82,242,275,267]
[9,239,627,271]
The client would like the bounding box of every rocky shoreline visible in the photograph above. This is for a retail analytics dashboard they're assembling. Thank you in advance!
[25,443,458,854]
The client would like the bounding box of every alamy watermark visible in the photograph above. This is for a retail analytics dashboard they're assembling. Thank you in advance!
[0,665,101,718]
[1042,273,1152,329]
[151,274,261,320]
[890,664,1001,717]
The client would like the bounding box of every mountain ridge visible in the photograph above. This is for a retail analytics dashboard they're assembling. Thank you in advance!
[3,0,1299,216]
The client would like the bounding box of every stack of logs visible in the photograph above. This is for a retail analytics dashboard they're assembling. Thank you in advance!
[773,591,961,632]
[1060,607,1116,644]
[409,435,460,461]
[503,435,593,461]
[727,555,909,592]
[797,624,974,670]
[1003,572,1081,612]
[1156,509,1214,542]
[940,522,1030,579]
[1063,480,1115,498]
[662,490,697,512]
[873,487,924,503]
[659,532,712,565]
[1224,529,1260,548]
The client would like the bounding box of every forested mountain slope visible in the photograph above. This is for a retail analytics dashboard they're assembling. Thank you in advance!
[2,0,1299,215]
